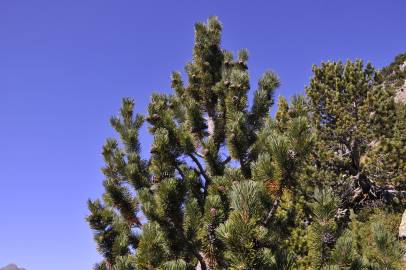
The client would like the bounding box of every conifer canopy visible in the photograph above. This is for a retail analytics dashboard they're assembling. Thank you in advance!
[87,17,405,270]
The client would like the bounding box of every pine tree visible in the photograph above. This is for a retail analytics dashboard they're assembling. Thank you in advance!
[305,60,401,209]
[87,17,313,270]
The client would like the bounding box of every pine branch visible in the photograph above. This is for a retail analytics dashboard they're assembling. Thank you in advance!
[263,188,283,226]
[188,153,211,190]
[193,250,207,270]
[221,156,232,166]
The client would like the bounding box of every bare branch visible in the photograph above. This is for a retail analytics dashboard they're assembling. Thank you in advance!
[189,153,211,187]
[195,152,205,158]
[221,156,232,166]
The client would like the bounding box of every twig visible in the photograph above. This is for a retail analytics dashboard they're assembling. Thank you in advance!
[174,163,186,180]
[263,188,283,226]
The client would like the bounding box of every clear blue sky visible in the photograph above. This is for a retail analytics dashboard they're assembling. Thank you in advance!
[0,1,404,269]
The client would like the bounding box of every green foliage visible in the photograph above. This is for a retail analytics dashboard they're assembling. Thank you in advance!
[216,182,274,269]
[87,16,405,270]
[365,222,403,269]
[380,53,406,88]
[364,102,406,187]
[325,230,363,270]
[305,57,405,212]
[308,188,340,269]
[349,209,404,270]
[135,222,170,269]
[306,60,380,181]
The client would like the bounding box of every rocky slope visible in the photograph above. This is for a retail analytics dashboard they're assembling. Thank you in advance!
[381,53,406,104]
[395,78,406,104]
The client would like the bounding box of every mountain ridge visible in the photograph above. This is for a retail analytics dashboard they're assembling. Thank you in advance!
[0,264,26,270]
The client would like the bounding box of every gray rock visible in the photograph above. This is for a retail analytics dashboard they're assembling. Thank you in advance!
[399,209,406,238]
[394,61,406,104]
[394,79,406,104]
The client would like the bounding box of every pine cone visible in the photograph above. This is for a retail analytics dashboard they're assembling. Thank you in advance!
[202,148,210,156]
[239,60,247,69]
[153,113,160,120]
[150,146,158,154]
[265,180,280,195]
[288,108,297,116]
[147,113,160,122]
[217,185,226,192]
[191,126,201,133]
[321,232,335,244]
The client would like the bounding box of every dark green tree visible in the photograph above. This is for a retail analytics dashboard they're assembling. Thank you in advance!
[305,59,402,209]
[87,17,313,270]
